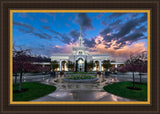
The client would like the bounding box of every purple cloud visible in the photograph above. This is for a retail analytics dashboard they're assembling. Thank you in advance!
[75,13,94,32]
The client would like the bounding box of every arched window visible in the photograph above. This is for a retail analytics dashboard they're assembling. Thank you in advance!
[79,51,82,55]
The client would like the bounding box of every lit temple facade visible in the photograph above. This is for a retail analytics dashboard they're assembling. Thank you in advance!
[50,30,122,72]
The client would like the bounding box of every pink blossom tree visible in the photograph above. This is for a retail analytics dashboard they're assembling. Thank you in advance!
[117,66,128,73]
[110,67,116,73]
[42,66,51,74]
[13,50,42,91]
[124,55,141,89]
[136,63,147,83]
[136,52,147,84]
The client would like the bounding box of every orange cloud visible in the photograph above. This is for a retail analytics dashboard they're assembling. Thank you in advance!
[52,35,147,62]
[89,35,147,62]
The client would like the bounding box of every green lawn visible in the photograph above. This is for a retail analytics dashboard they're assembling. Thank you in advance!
[103,81,147,101]
[13,82,56,101]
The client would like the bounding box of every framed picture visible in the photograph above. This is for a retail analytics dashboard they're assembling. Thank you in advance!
[1,0,159,113]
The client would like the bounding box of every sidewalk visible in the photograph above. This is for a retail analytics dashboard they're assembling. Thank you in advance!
[13,74,146,101]
[31,78,136,101]
[31,89,135,101]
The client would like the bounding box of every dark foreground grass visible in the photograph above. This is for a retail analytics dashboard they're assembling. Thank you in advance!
[103,81,147,101]
[13,82,56,101]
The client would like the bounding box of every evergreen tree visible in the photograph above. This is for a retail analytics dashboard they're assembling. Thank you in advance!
[87,60,95,71]
[66,61,74,71]
[85,60,87,72]
[102,60,112,76]
[51,60,59,71]
[75,60,78,72]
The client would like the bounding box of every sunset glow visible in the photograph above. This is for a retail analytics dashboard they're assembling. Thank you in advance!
[13,12,148,62]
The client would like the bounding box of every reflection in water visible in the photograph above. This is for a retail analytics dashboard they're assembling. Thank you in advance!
[92,92,107,100]
[111,94,118,101]
[62,74,64,79]
[46,79,49,83]
[48,91,73,98]
[97,74,99,79]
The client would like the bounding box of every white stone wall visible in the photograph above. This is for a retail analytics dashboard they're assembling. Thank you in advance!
[50,54,112,71]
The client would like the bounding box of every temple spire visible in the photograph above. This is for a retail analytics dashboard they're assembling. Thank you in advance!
[79,26,83,47]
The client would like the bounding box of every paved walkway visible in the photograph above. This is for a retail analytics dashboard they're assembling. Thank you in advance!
[31,76,136,101]
[13,74,147,101]
[31,89,134,101]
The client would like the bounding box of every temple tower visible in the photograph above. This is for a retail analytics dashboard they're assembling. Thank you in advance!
[78,26,83,47]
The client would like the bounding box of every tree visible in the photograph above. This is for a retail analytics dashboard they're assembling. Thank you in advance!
[85,60,87,72]
[51,60,59,71]
[13,62,19,85]
[117,66,128,73]
[102,60,112,76]
[136,62,147,83]
[13,50,41,91]
[102,60,112,71]
[66,61,74,71]
[110,67,117,74]
[125,55,141,89]
[75,60,78,72]
[135,52,147,84]
[87,60,95,71]
[42,66,51,74]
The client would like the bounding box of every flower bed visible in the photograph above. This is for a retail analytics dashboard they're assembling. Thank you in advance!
[63,75,98,83]
[66,75,95,80]
[67,72,96,74]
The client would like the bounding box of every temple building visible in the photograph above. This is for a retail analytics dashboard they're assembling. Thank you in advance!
[50,30,123,72]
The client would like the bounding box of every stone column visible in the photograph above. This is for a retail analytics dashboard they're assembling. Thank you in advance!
[93,60,96,71]
[102,66,104,71]
[115,64,118,68]
[59,61,62,71]
[99,61,102,71]
[65,62,68,71]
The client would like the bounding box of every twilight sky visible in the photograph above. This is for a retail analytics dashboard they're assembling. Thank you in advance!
[13,12,148,62]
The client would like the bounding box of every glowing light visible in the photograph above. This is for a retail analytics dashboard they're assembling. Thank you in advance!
[78,60,83,64]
